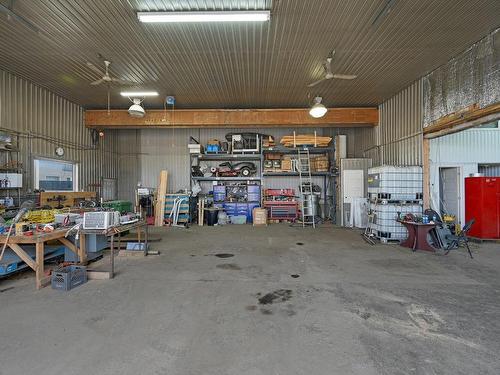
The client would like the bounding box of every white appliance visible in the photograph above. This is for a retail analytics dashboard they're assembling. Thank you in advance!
[83,211,120,230]
[0,173,22,188]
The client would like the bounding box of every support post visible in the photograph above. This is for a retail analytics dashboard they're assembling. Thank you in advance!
[422,138,431,209]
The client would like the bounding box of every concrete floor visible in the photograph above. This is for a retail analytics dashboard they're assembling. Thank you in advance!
[1,224,499,375]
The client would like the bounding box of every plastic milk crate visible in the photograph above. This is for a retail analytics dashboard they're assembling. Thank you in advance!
[51,265,88,291]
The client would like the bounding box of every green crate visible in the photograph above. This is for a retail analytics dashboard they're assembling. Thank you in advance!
[102,200,133,213]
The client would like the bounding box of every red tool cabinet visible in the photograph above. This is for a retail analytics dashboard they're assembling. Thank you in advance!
[465,177,500,239]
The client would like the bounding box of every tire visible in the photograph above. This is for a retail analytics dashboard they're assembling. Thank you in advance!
[240,167,251,177]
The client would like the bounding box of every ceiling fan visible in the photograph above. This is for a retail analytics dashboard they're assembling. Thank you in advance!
[86,60,136,86]
[307,50,357,87]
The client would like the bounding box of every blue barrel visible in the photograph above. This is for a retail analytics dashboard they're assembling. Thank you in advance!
[247,203,260,222]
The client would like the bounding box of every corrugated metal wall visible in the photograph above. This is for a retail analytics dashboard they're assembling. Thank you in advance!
[355,80,424,167]
[376,80,423,166]
[0,69,119,198]
[116,127,344,200]
[430,128,500,163]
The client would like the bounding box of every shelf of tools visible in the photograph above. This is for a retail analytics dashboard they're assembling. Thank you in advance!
[0,134,23,209]
[189,136,264,224]
[189,132,338,224]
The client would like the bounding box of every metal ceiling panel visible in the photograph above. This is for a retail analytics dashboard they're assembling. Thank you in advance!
[0,0,498,109]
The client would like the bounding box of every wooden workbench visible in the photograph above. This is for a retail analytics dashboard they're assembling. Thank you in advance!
[0,229,81,289]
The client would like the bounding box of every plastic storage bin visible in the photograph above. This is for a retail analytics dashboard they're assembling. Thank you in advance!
[51,265,87,291]
[247,185,261,202]
[230,215,247,224]
[102,200,132,213]
[213,185,226,202]
[223,203,237,216]
[247,203,260,221]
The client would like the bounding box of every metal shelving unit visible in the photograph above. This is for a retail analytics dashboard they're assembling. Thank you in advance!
[0,134,23,207]
[262,146,334,218]
[192,176,261,182]
[189,152,264,191]
[188,143,337,223]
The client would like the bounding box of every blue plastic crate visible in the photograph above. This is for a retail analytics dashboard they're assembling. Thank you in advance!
[247,185,260,193]
[223,203,238,214]
[247,193,261,202]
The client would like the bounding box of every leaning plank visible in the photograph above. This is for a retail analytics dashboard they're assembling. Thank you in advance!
[155,170,168,226]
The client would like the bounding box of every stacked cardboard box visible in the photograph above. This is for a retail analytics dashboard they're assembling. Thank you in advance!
[252,208,268,226]
[311,154,329,172]
[281,157,292,171]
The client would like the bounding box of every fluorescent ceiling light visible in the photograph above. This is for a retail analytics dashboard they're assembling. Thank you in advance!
[120,91,159,97]
[137,11,270,23]
[309,97,328,118]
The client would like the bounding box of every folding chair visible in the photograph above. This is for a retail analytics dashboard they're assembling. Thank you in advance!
[445,219,475,259]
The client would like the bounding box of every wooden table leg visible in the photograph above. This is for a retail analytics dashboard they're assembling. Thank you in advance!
[79,233,87,264]
[110,234,115,279]
[36,242,45,289]
[144,224,148,256]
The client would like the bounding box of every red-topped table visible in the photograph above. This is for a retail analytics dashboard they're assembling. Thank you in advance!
[398,221,437,252]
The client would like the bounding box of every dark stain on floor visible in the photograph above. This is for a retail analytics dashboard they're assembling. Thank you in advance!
[0,286,14,293]
[214,253,235,258]
[216,263,242,270]
[258,289,293,305]
[260,308,273,315]
[296,242,304,246]
[291,274,300,278]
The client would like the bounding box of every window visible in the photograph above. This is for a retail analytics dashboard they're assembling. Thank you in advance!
[34,158,78,191]
[475,120,500,129]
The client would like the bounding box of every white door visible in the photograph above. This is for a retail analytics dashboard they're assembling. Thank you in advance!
[342,169,364,226]
[439,167,460,222]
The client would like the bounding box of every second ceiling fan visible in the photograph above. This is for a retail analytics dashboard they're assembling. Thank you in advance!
[308,50,357,87]
[86,60,136,86]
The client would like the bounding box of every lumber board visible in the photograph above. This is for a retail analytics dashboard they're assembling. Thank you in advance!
[154,170,168,226]
[87,270,112,280]
[280,134,332,147]
[424,102,500,135]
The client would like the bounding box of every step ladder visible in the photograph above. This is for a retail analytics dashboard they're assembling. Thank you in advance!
[362,198,378,245]
[297,149,316,228]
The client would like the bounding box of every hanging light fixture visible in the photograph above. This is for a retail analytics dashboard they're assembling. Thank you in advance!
[128,98,145,118]
[309,96,328,118]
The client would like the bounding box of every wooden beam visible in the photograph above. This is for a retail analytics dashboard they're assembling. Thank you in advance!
[8,243,36,270]
[424,103,500,135]
[84,108,379,129]
[422,138,430,209]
